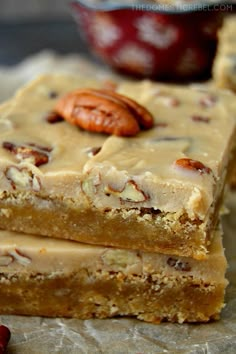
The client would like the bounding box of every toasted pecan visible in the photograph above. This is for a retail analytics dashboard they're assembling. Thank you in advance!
[55,88,154,136]
[174,158,212,175]
[2,141,51,167]
[92,89,154,130]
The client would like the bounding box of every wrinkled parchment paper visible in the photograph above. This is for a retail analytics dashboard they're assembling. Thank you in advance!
[0,52,235,354]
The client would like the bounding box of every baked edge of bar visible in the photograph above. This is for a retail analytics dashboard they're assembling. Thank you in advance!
[0,269,227,324]
[0,191,221,259]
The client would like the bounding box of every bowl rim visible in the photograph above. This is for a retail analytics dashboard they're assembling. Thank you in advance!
[71,0,234,14]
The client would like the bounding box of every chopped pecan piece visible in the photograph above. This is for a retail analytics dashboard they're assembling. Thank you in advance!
[27,143,52,153]
[48,91,58,99]
[2,141,51,167]
[174,158,212,175]
[191,115,210,123]
[86,146,102,157]
[105,180,149,203]
[199,95,217,108]
[2,142,15,152]
[100,89,154,130]
[46,111,63,124]
[5,166,41,191]
[55,88,154,136]
[167,257,191,272]
[8,249,31,266]
[162,96,180,107]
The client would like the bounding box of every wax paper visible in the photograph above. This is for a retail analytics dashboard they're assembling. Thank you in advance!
[0,52,235,354]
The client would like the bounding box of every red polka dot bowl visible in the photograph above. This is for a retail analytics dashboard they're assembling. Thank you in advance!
[70,1,232,80]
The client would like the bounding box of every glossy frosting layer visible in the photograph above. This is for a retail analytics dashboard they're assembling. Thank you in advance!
[0,75,235,219]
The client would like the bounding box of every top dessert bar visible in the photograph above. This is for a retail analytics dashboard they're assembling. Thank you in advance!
[0,74,235,259]
[213,15,236,93]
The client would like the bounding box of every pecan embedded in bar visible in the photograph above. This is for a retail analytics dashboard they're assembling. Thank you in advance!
[55,88,154,136]
[2,141,51,167]
[212,15,236,187]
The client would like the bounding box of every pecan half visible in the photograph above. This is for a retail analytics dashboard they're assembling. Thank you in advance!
[55,88,154,136]
[2,141,51,167]
[174,158,212,175]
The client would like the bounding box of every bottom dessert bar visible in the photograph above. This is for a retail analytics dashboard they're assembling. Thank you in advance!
[0,75,236,260]
[0,228,227,324]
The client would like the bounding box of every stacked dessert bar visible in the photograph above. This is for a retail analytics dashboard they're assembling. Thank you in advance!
[0,74,235,323]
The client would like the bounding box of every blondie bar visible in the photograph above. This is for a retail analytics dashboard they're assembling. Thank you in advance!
[0,227,227,323]
[0,75,235,259]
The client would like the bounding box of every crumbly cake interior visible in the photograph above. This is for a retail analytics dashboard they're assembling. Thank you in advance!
[0,190,221,259]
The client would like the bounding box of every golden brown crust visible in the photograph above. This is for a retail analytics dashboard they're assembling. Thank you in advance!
[0,270,226,323]
[0,192,221,259]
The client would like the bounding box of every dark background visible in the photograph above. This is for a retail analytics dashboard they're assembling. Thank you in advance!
[0,0,91,66]
[0,20,91,65]
[1,1,235,66]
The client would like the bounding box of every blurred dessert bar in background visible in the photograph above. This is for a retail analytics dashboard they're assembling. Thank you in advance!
[212,14,236,187]
[213,15,236,92]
